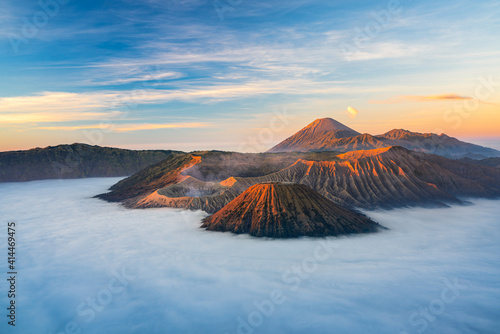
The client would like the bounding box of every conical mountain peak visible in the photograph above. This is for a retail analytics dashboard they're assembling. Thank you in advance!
[304,118,357,134]
[201,182,380,238]
[268,117,360,153]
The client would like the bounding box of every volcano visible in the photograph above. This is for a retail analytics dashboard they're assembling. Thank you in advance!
[97,147,500,212]
[268,118,360,153]
[201,182,380,238]
[268,118,500,158]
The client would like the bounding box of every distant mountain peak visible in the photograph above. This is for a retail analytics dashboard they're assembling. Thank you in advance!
[303,118,357,134]
[267,118,360,153]
[384,128,412,135]
[379,129,422,139]
[268,118,500,158]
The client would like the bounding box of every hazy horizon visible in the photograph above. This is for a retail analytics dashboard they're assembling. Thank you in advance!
[1,120,500,153]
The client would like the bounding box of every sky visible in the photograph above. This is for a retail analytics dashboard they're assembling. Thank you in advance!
[1,0,500,152]
[1,177,500,333]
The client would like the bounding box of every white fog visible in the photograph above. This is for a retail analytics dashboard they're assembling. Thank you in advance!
[0,178,499,334]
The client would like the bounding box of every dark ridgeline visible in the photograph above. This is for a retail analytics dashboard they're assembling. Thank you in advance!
[0,143,180,182]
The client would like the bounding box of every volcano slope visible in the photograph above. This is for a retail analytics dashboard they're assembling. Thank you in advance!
[96,146,500,212]
[201,183,380,238]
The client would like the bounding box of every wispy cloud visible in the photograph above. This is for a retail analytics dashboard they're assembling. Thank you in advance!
[37,122,210,132]
[0,79,352,125]
[370,94,473,104]
[0,92,118,113]
[0,111,123,123]
[114,122,210,132]
[340,42,425,61]
[92,71,183,86]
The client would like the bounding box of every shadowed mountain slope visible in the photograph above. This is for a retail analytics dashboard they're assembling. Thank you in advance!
[0,143,180,182]
[376,129,500,159]
[459,157,500,169]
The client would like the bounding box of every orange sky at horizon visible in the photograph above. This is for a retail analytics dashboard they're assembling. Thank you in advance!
[1,103,499,152]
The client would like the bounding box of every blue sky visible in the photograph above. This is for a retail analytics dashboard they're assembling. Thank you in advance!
[1,0,499,151]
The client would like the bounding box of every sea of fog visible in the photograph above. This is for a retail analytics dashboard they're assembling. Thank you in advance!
[0,178,499,334]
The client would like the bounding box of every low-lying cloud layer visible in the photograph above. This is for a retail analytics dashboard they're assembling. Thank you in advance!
[0,178,499,334]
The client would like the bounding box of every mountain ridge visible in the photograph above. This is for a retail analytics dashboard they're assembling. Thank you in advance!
[97,146,500,213]
[0,143,181,182]
[268,118,500,159]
